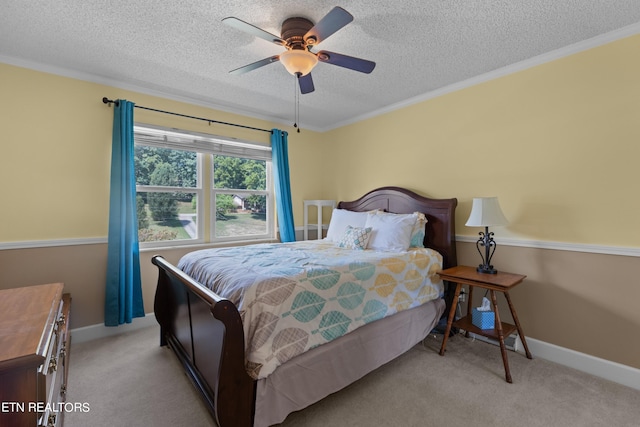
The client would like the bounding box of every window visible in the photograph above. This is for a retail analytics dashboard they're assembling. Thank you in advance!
[134,124,273,247]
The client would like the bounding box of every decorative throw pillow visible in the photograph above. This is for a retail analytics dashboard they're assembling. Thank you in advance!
[409,212,427,248]
[338,225,373,250]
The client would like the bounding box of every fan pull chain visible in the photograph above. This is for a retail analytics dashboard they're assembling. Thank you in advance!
[293,74,301,133]
[293,75,297,130]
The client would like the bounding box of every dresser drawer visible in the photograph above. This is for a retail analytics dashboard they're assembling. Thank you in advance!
[39,294,71,427]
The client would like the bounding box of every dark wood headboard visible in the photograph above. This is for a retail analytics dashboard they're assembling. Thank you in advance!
[337,186,458,269]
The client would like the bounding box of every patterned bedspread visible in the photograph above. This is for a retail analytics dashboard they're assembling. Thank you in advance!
[178,240,444,380]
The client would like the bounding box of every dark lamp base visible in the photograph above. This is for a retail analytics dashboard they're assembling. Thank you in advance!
[477,265,498,274]
[474,227,500,275]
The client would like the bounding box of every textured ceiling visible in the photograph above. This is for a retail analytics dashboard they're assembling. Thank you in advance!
[2,1,640,131]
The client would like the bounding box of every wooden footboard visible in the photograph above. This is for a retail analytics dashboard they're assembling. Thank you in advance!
[152,255,255,427]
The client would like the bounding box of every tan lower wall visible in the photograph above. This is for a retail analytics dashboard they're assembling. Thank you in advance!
[1,242,638,370]
[1,244,109,330]
[457,241,640,369]
[0,244,192,330]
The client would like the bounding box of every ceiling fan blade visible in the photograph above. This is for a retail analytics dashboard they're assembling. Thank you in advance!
[317,50,376,74]
[230,55,280,75]
[304,7,353,45]
[298,73,315,94]
[222,17,285,45]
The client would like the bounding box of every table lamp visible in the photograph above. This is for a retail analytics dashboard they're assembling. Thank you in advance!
[465,197,509,274]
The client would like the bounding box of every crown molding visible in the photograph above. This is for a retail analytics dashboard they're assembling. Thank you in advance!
[3,22,639,133]
[0,54,305,132]
[327,21,640,131]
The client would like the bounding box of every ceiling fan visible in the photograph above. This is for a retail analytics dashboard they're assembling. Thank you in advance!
[222,6,376,94]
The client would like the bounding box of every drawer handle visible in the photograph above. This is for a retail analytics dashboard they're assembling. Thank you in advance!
[47,413,57,427]
[48,356,58,374]
[57,314,66,328]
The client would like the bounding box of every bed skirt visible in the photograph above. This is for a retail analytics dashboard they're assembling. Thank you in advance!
[254,297,445,426]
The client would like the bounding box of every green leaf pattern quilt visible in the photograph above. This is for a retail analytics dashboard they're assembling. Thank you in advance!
[178,240,444,379]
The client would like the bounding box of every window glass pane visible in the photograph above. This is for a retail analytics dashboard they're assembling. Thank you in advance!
[137,192,197,242]
[135,146,197,187]
[134,124,273,245]
[213,155,266,190]
[215,194,267,238]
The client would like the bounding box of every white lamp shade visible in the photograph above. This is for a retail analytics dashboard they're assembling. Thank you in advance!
[465,197,509,227]
[279,50,318,76]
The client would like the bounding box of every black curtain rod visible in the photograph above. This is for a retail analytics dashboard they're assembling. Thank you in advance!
[102,97,273,134]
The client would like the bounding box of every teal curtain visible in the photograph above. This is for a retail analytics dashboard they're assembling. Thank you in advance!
[271,129,296,242]
[105,100,144,326]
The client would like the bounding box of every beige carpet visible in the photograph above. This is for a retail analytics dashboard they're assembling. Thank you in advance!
[65,325,639,427]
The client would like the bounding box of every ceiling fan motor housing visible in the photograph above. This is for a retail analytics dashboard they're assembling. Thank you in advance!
[281,17,314,49]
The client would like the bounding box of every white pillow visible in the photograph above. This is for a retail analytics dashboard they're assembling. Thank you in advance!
[325,209,370,242]
[365,212,416,251]
[371,211,427,248]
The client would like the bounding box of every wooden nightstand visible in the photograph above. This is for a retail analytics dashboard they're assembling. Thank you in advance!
[438,265,532,383]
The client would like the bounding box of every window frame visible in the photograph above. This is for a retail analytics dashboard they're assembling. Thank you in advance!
[134,124,274,248]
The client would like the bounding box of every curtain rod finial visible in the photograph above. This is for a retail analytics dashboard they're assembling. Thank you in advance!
[102,97,119,107]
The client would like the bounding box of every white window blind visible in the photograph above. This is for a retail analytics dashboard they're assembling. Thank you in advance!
[134,124,272,161]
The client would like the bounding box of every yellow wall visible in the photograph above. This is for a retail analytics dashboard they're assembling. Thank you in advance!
[322,34,640,247]
[1,34,640,371]
[7,34,637,246]
[317,34,640,369]
[0,63,325,242]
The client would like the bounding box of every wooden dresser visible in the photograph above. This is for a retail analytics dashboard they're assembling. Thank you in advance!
[0,283,71,427]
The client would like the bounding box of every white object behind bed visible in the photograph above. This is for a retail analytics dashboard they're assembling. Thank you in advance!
[303,200,336,240]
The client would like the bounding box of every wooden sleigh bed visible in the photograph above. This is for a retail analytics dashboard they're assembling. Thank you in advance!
[152,186,457,427]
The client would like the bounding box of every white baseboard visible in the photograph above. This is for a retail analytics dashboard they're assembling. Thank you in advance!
[71,316,640,392]
[70,313,158,343]
[515,336,640,391]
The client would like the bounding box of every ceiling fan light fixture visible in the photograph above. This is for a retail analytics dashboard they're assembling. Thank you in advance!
[279,49,318,76]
